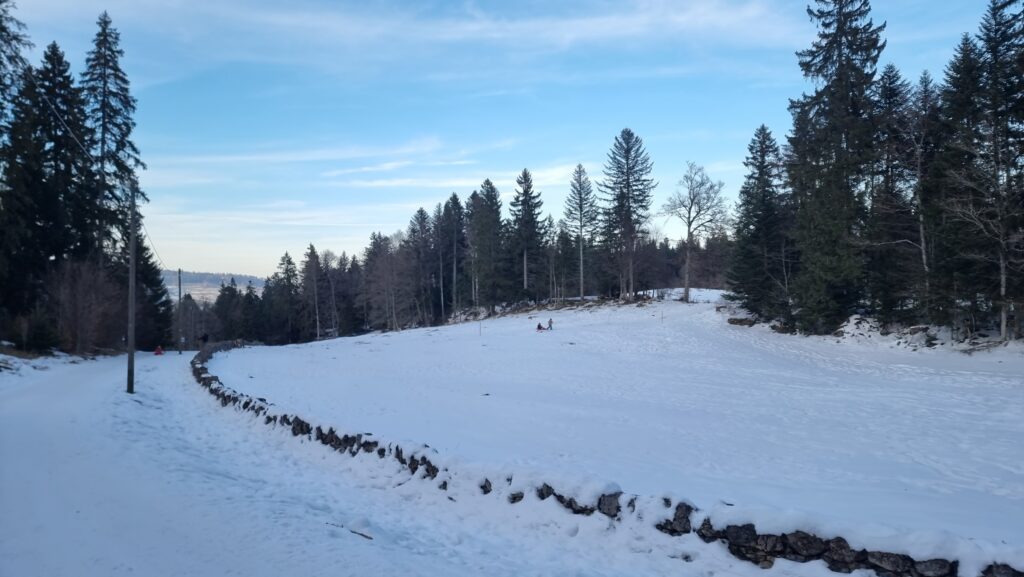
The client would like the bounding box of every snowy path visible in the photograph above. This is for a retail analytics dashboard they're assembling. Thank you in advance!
[2,352,851,576]
[206,293,1024,571]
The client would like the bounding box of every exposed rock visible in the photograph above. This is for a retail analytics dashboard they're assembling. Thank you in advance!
[597,492,621,518]
[438,480,447,491]
[536,484,554,500]
[784,530,825,559]
[655,502,693,536]
[508,492,524,504]
[696,518,719,543]
[480,478,492,495]
[724,524,757,547]
[822,537,863,573]
[983,564,1024,577]
[915,559,955,577]
[867,551,913,574]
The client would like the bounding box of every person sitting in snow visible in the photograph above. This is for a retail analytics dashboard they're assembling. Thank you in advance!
[536,322,545,332]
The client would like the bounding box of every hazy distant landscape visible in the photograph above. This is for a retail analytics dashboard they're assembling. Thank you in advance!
[160,270,264,303]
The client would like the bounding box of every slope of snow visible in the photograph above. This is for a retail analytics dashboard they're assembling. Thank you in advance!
[1,350,863,577]
[204,291,1024,573]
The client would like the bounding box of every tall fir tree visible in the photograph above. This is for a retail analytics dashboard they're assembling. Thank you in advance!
[864,64,917,325]
[728,125,794,321]
[933,35,987,329]
[598,128,656,299]
[564,164,599,299]
[466,179,505,311]
[82,11,144,246]
[0,0,31,137]
[788,0,886,333]
[509,168,545,298]
[35,42,100,260]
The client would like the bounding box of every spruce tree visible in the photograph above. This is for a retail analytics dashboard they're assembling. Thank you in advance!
[933,35,987,330]
[728,125,793,321]
[0,0,31,136]
[598,128,656,300]
[82,11,144,244]
[865,64,917,326]
[788,0,886,333]
[564,164,599,299]
[0,69,44,316]
[906,71,943,320]
[35,42,100,260]
[404,207,436,324]
[466,179,505,311]
[509,168,545,298]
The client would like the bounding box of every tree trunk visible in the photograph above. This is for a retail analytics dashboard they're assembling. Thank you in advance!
[578,236,584,300]
[439,252,445,322]
[522,248,527,292]
[683,239,692,303]
[999,250,1008,341]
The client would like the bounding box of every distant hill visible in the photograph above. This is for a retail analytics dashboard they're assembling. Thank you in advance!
[161,270,264,303]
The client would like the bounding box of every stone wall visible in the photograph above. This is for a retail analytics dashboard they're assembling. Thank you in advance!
[189,343,1022,577]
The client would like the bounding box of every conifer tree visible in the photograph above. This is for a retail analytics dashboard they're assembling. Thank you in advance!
[865,64,917,325]
[0,0,31,136]
[564,164,599,299]
[788,0,886,333]
[728,125,794,321]
[404,207,436,324]
[599,128,656,300]
[35,42,100,260]
[510,168,545,297]
[947,0,1024,340]
[82,11,144,244]
[466,179,505,311]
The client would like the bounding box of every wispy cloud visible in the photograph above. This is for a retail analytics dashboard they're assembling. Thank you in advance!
[153,138,442,166]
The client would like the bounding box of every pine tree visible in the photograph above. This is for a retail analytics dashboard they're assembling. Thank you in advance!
[933,35,987,330]
[35,42,100,260]
[865,64,917,326]
[564,164,599,299]
[466,179,505,311]
[947,0,1024,340]
[213,278,242,339]
[509,168,545,298]
[300,244,323,339]
[599,128,656,300]
[404,207,436,324]
[0,68,44,317]
[0,0,31,136]
[728,125,794,321]
[81,11,144,246]
[906,71,943,320]
[789,0,886,333]
[442,193,466,314]
[263,252,300,343]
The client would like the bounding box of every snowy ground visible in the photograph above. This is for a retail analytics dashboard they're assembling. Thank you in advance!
[206,290,1024,573]
[1,347,855,577]
[2,291,1022,576]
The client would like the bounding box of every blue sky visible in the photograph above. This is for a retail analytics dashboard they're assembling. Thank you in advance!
[20,0,987,277]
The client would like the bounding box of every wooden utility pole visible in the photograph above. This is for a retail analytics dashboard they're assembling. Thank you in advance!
[126,186,137,394]
[177,268,183,354]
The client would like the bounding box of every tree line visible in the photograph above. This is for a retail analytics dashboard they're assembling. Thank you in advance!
[204,132,733,345]
[0,3,172,352]
[728,0,1023,340]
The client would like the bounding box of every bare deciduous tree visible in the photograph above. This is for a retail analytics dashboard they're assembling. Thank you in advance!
[663,162,729,302]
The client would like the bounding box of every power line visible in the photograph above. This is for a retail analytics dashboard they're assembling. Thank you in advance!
[140,219,167,271]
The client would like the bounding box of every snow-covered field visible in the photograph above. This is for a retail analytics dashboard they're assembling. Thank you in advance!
[2,291,1023,576]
